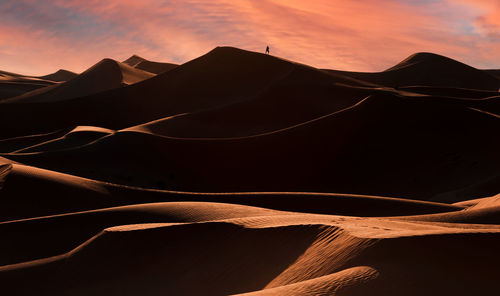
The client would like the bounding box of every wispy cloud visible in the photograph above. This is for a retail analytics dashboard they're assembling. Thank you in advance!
[451,0,500,39]
[0,0,499,75]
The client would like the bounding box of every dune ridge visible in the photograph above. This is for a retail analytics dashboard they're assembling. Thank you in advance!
[0,162,463,223]
[123,54,178,74]
[1,216,500,295]
[325,52,500,91]
[0,46,499,295]
[1,58,153,104]
[3,92,498,201]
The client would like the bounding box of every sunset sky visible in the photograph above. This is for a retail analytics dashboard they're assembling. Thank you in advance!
[1,0,499,75]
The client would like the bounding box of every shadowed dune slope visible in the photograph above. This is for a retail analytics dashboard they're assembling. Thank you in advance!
[125,86,499,138]
[0,47,371,138]
[398,204,500,224]
[397,86,499,99]
[0,68,78,100]
[0,68,76,83]
[1,217,500,295]
[1,47,500,296]
[483,69,500,80]
[124,75,373,138]
[0,222,327,295]
[38,69,78,82]
[0,70,54,84]
[0,70,57,100]
[4,93,499,201]
[0,129,72,153]
[123,54,178,74]
[1,59,153,104]
[325,52,500,91]
[0,163,127,221]
[0,82,50,101]
[12,126,114,153]
[0,202,288,266]
[0,162,461,223]
[397,193,500,224]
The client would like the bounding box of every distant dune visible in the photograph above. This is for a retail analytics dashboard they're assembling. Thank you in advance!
[325,52,500,91]
[38,69,78,82]
[0,69,61,100]
[2,58,154,103]
[0,46,499,295]
[123,54,178,74]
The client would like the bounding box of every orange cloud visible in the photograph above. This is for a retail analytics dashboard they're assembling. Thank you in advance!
[1,0,499,75]
[452,0,500,38]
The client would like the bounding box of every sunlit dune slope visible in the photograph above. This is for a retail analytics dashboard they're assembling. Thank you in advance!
[1,215,500,295]
[11,126,114,153]
[1,47,500,296]
[2,58,153,104]
[0,162,461,223]
[397,193,500,224]
[123,54,178,74]
[0,70,57,100]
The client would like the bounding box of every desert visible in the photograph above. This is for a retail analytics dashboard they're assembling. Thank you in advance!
[0,45,499,295]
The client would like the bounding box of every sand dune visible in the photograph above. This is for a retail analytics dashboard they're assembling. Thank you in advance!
[234,267,378,296]
[1,58,153,104]
[0,161,462,223]
[37,69,78,82]
[12,126,114,153]
[0,47,374,138]
[4,92,498,201]
[0,202,288,266]
[397,86,499,98]
[0,70,54,84]
[0,68,79,100]
[1,47,499,295]
[0,129,72,153]
[325,52,500,91]
[123,75,372,138]
[0,68,76,83]
[123,85,499,138]
[0,70,56,100]
[484,69,500,80]
[1,215,500,295]
[123,54,178,74]
[0,81,49,101]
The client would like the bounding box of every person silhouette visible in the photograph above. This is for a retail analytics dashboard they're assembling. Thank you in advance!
[265,46,270,54]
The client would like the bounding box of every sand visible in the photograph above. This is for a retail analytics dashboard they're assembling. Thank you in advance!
[324,52,500,91]
[122,54,178,74]
[0,69,66,101]
[0,46,499,295]
[1,59,153,104]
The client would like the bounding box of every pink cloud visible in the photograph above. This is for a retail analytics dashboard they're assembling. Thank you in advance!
[452,0,500,38]
[1,0,499,75]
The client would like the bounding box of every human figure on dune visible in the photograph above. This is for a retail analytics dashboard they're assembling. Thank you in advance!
[265,46,270,54]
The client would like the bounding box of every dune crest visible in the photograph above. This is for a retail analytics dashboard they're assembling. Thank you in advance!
[1,58,153,104]
[123,54,178,74]
[325,52,500,91]
[0,46,499,295]
[38,69,78,82]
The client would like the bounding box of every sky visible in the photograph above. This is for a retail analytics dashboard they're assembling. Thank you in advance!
[0,0,499,75]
